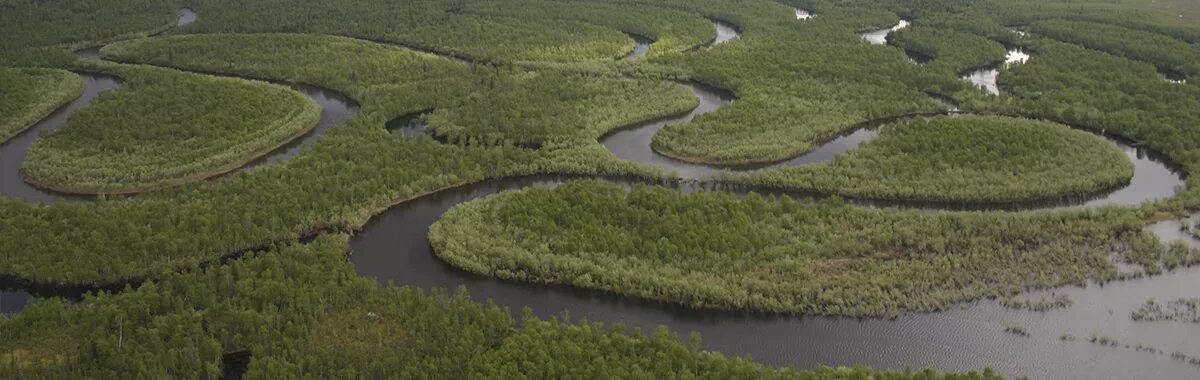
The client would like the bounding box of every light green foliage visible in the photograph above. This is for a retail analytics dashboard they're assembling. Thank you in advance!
[738,116,1133,203]
[977,0,1200,43]
[100,33,474,105]
[426,73,696,147]
[995,38,1200,208]
[0,68,82,143]
[430,180,1174,316]
[0,234,1003,379]
[0,30,683,286]
[0,0,179,53]
[889,26,1009,74]
[0,0,1198,376]
[0,235,514,378]
[649,85,943,165]
[644,6,969,165]
[475,315,1006,379]
[462,0,716,57]
[1030,19,1200,77]
[0,0,1193,305]
[183,0,630,62]
[22,65,320,194]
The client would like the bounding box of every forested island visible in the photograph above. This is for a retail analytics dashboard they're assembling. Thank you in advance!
[2,0,1200,378]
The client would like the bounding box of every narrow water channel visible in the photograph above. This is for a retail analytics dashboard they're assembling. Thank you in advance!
[620,34,653,60]
[859,20,909,45]
[794,8,814,20]
[5,8,1199,379]
[0,73,122,203]
[962,48,1031,95]
[711,20,739,46]
[348,174,1200,380]
[0,17,357,202]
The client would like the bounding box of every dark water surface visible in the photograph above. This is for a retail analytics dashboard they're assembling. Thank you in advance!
[5,8,1200,378]
[349,174,1200,380]
[0,291,31,315]
[0,73,121,203]
[235,84,356,171]
[386,110,431,140]
[598,83,1183,208]
[350,22,1191,377]
[621,34,653,60]
[1162,70,1187,84]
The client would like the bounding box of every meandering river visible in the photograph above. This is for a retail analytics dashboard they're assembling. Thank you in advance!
[3,9,1198,379]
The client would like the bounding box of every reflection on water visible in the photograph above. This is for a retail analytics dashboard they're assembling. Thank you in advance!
[711,20,739,47]
[600,81,1182,210]
[0,291,30,316]
[6,8,1200,378]
[859,20,909,45]
[1162,71,1187,84]
[237,84,356,171]
[963,48,1031,95]
[386,111,431,140]
[177,8,197,28]
[349,173,1200,380]
[0,73,121,203]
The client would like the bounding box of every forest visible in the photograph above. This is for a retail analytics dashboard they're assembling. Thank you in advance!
[735,116,1134,203]
[21,64,320,194]
[430,180,1197,316]
[461,0,717,58]
[888,25,1008,75]
[0,68,82,144]
[422,73,696,148]
[0,0,180,53]
[1028,19,1200,78]
[3,0,1200,377]
[0,234,1004,379]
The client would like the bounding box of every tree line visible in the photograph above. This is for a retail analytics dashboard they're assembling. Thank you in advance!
[0,68,82,144]
[430,180,1195,316]
[21,63,320,194]
[0,233,1007,379]
[736,115,1134,203]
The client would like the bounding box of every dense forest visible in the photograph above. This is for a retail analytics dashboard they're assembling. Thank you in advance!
[0,234,1005,379]
[423,73,696,148]
[1028,19,1200,78]
[0,68,82,143]
[0,0,180,53]
[430,180,1196,316]
[461,0,717,58]
[736,116,1134,203]
[888,25,1008,75]
[2,0,1200,376]
[22,64,320,194]
[178,0,637,63]
[995,37,1200,209]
